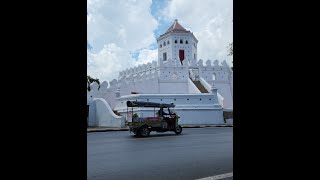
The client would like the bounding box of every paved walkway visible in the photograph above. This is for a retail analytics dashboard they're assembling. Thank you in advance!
[87,124,233,133]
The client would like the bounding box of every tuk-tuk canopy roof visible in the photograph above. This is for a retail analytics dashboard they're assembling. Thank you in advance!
[126,101,175,108]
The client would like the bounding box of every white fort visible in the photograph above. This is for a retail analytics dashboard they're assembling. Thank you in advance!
[88,19,233,127]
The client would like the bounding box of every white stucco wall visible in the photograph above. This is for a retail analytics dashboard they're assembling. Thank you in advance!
[87,80,118,109]
[114,94,224,125]
[197,60,233,109]
[187,78,201,93]
[226,119,233,125]
[93,98,125,127]
[199,77,224,108]
[157,31,197,67]
[214,83,233,109]
[118,62,159,96]
[159,81,189,94]
[88,60,233,111]
[176,109,224,124]
[159,66,189,81]
[88,101,97,127]
[120,76,159,95]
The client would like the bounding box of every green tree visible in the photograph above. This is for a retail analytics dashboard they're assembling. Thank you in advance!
[228,19,233,70]
[228,42,233,56]
[228,20,233,56]
[227,42,233,71]
[87,75,100,92]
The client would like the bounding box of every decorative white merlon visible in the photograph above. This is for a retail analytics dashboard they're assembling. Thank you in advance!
[213,60,220,68]
[142,64,147,71]
[100,81,109,89]
[146,62,152,69]
[109,79,118,88]
[206,59,212,67]
[221,60,232,72]
[197,59,204,66]
[152,61,157,68]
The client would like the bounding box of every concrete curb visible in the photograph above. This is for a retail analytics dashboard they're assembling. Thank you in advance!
[182,125,233,128]
[87,128,129,133]
[87,125,232,133]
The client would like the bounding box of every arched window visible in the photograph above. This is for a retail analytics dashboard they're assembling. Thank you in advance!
[163,52,167,61]
[186,40,188,44]
[175,40,177,43]
[160,44,162,48]
[164,42,166,46]
[167,41,170,45]
[180,39,183,44]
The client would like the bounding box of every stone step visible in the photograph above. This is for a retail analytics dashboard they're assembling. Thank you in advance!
[192,80,209,93]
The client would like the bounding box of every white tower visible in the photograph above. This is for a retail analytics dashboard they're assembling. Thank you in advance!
[156,19,199,93]
[157,19,198,67]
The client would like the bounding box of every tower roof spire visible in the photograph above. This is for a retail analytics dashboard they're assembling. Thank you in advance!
[165,19,188,33]
[157,19,197,43]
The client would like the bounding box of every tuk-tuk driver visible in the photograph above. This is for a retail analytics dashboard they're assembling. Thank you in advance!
[158,108,170,117]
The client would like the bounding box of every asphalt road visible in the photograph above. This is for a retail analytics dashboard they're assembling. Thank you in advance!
[87,127,233,180]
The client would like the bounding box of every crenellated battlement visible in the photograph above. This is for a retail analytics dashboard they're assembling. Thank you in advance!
[117,58,232,84]
[118,60,158,79]
[196,59,232,83]
[195,59,232,71]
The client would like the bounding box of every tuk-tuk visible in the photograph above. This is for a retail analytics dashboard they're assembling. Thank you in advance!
[126,101,182,137]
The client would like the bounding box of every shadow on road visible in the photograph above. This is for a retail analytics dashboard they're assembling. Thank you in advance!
[129,133,186,139]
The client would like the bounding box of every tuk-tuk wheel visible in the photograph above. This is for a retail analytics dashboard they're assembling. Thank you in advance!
[133,130,138,136]
[138,126,150,137]
[174,125,182,134]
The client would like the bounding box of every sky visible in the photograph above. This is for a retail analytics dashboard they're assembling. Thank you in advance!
[87,0,233,83]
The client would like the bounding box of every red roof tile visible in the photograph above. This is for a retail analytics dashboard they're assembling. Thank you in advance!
[165,19,189,33]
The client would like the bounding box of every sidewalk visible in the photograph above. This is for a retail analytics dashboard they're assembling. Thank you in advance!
[87,127,129,133]
[87,124,233,133]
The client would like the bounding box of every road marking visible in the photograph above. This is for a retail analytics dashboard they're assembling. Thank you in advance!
[196,172,233,180]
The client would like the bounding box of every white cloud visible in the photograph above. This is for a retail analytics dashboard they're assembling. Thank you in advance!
[161,0,233,66]
[87,44,158,82]
[87,0,158,52]
[135,49,158,65]
[87,43,135,81]
[87,0,159,82]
